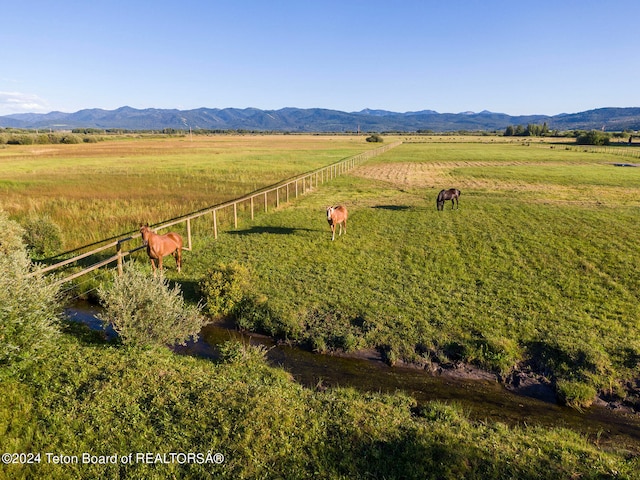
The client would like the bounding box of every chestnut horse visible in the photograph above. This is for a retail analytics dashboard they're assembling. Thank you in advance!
[326,205,348,241]
[436,188,461,211]
[139,224,183,276]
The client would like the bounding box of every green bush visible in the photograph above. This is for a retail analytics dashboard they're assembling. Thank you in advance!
[198,262,253,318]
[22,215,64,258]
[576,130,610,146]
[0,211,60,375]
[7,134,34,145]
[365,134,384,143]
[59,133,81,144]
[97,266,206,348]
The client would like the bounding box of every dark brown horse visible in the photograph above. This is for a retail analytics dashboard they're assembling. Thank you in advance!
[139,224,183,276]
[326,205,348,241]
[436,188,461,211]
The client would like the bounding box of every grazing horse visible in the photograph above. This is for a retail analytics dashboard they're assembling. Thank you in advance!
[436,188,461,211]
[326,205,348,241]
[139,224,183,276]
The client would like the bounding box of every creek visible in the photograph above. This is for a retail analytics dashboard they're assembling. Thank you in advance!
[66,302,640,454]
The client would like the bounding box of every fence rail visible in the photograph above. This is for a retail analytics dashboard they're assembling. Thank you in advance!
[551,144,640,161]
[37,141,402,286]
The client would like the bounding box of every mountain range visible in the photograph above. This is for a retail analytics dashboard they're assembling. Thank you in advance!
[1,106,640,133]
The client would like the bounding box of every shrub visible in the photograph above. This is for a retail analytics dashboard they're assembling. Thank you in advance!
[0,211,28,255]
[198,262,253,318]
[365,134,384,143]
[576,130,610,146]
[97,266,206,348]
[22,215,64,258]
[0,211,60,375]
[59,133,81,144]
[7,134,33,145]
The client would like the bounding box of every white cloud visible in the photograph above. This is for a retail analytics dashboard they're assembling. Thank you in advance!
[0,91,50,115]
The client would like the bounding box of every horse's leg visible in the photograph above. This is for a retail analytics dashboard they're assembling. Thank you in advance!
[158,256,164,277]
[175,248,182,273]
[342,219,347,236]
[331,224,336,241]
[150,258,157,278]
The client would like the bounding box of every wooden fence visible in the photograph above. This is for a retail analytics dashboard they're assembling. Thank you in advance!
[36,141,402,286]
[547,144,640,161]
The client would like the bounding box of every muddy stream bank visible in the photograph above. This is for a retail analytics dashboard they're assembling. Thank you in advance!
[66,302,640,454]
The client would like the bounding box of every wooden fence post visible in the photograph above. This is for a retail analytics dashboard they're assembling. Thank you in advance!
[234,203,238,229]
[186,218,192,250]
[117,241,123,276]
[213,209,218,239]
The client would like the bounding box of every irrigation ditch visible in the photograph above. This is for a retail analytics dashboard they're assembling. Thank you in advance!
[66,301,640,454]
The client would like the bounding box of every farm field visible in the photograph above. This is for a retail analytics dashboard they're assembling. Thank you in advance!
[0,134,378,248]
[178,139,640,410]
[2,134,640,478]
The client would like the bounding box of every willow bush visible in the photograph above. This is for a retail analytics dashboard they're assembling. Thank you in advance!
[0,211,60,376]
[98,266,206,348]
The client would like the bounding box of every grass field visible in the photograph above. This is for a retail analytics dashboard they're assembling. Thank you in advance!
[173,140,640,409]
[0,134,378,247]
[2,134,640,478]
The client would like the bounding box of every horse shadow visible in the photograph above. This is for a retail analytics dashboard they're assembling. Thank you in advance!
[228,226,316,236]
[371,205,412,211]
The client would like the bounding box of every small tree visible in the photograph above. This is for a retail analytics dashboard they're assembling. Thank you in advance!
[365,134,384,143]
[0,211,60,375]
[98,267,206,348]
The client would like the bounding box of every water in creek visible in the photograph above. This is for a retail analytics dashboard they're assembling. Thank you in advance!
[66,302,640,454]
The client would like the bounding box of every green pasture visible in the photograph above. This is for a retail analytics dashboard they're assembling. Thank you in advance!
[7,136,638,406]
[158,141,640,408]
[3,137,640,478]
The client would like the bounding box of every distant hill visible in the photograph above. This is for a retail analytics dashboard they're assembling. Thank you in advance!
[1,106,640,132]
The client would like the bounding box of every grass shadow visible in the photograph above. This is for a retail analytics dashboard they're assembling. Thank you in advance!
[372,205,412,211]
[228,226,317,236]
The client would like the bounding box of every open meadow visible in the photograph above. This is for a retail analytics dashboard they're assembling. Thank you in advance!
[2,134,640,478]
[181,138,640,409]
[0,134,377,248]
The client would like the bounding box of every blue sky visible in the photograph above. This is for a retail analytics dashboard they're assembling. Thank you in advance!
[1,0,638,116]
